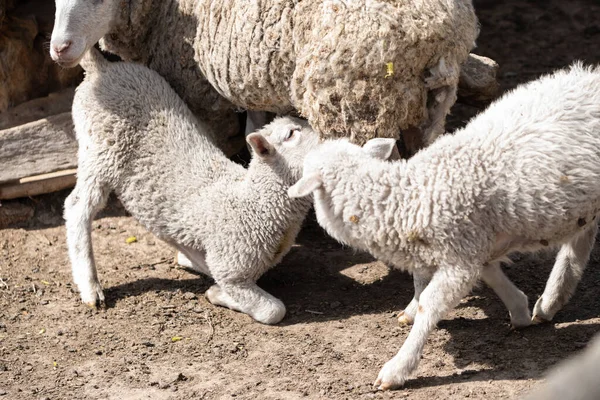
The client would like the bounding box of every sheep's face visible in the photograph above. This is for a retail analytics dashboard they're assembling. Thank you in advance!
[246,117,321,181]
[51,0,118,67]
[287,137,397,248]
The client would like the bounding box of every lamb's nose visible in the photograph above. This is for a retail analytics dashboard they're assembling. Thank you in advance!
[53,40,72,55]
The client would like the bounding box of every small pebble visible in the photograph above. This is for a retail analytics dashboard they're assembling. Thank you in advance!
[330,301,341,309]
[24,365,33,372]
[183,292,196,300]
[0,390,6,396]
[95,350,103,355]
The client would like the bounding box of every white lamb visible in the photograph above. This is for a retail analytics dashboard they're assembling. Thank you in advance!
[288,63,600,389]
[65,48,319,324]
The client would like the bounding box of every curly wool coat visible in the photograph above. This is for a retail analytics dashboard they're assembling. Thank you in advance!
[100,0,478,147]
[289,63,600,389]
[66,49,318,324]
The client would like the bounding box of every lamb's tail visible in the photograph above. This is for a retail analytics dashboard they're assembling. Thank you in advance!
[78,47,110,74]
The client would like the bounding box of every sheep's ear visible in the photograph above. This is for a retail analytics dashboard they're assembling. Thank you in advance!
[362,138,398,160]
[247,133,275,157]
[288,174,322,198]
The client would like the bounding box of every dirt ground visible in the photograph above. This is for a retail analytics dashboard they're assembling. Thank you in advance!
[2,1,600,399]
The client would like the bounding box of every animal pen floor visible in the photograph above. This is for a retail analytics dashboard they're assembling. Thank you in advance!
[1,0,600,399]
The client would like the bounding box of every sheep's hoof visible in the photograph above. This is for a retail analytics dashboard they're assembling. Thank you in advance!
[374,380,394,391]
[532,297,555,324]
[84,299,106,310]
[397,311,414,326]
[531,315,549,325]
[509,311,533,329]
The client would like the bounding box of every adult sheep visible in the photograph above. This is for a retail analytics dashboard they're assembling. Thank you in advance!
[50,0,480,154]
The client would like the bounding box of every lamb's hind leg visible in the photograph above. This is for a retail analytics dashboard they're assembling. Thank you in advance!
[206,280,286,325]
[398,270,431,325]
[533,222,598,323]
[64,179,110,307]
[481,261,531,328]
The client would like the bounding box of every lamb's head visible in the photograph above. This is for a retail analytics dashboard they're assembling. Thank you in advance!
[288,138,398,199]
[287,137,397,248]
[246,116,321,182]
[50,0,119,67]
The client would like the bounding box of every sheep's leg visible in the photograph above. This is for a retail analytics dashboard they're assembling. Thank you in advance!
[422,85,457,145]
[481,262,531,328]
[398,271,431,325]
[174,246,211,277]
[375,264,478,390]
[64,180,110,308]
[206,280,286,325]
[533,222,598,323]
[422,56,460,145]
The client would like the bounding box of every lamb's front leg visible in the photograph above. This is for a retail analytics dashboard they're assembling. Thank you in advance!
[174,246,212,277]
[206,280,286,325]
[64,181,110,308]
[375,264,479,390]
[398,270,431,325]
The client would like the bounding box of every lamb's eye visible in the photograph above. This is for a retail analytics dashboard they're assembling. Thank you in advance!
[284,128,298,141]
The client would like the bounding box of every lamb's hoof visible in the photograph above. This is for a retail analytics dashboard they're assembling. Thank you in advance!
[510,321,532,330]
[374,380,392,391]
[84,299,106,310]
[80,284,106,310]
[532,297,556,324]
[397,311,414,326]
[374,378,396,391]
[374,360,407,391]
[531,315,549,325]
[510,311,533,329]
[205,284,224,306]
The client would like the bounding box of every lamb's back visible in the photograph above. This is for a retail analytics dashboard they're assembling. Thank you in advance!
[74,61,244,238]
[414,64,600,244]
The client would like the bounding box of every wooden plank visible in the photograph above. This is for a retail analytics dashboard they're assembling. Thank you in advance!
[0,112,78,184]
[0,88,75,130]
[0,169,77,200]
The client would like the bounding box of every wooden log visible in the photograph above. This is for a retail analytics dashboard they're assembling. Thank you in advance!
[0,88,74,130]
[0,169,76,200]
[0,111,77,185]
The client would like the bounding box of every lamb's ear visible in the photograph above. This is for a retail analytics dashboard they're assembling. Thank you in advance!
[288,174,323,198]
[362,138,398,160]
[247,133,275,157]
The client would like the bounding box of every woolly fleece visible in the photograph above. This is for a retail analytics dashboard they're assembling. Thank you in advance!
[66,49,317,324]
